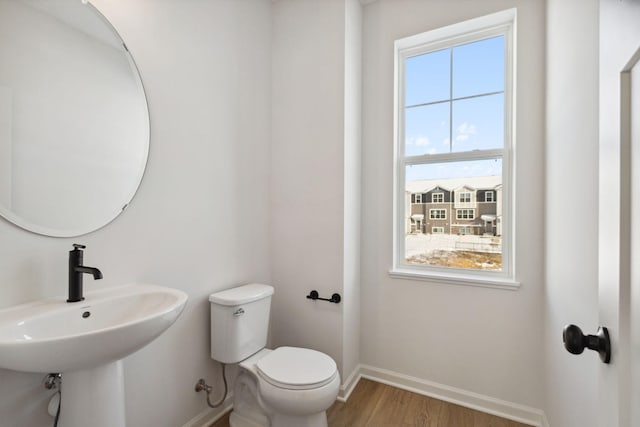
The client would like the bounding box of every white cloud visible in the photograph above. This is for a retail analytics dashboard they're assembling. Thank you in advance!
[455,122,477,143]
[407,136,430,146]
[457,122,477,135]
[415,136,430,146]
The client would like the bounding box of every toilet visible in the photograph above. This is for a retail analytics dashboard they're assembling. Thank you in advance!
[209,284,340,427]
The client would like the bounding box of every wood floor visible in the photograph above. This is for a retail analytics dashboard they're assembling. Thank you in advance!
[210,378,531,427]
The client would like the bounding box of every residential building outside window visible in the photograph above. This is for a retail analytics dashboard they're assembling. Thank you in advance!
[393,9,515,287]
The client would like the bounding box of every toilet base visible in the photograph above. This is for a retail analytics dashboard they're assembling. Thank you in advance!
[270,412,328,427]
[229,410,267,427]
[229,409,328,427]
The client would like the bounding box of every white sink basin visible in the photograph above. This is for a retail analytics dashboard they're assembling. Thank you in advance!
[0,282,188,373]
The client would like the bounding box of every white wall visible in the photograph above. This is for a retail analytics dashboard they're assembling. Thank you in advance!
[0,1,272,426]
[544,1,600,426]
[270,0,362,385]
[342,0,362,388]
[360,0,545,409]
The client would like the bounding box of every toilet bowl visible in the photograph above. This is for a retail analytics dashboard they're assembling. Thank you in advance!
[209,284,340,427]
[230,347,340,427]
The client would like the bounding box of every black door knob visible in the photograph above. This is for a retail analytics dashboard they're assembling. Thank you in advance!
[562,324,611,364]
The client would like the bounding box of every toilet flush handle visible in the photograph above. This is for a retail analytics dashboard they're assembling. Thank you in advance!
[233,308,245,317]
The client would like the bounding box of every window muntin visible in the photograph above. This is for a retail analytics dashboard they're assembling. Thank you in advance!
[394,10,514,282]
[459,192,472,203]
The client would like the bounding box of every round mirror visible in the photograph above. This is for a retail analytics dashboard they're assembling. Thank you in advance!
[0,0,149,237]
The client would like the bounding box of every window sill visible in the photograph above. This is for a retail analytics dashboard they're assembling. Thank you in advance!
[388,268,521,290]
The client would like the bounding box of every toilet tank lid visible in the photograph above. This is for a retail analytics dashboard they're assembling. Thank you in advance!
[209,283,274,306]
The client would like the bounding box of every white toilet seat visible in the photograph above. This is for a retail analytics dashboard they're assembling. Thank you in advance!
[256,347,338,390]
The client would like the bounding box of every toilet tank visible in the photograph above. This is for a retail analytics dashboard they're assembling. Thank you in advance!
[209,283,274,364]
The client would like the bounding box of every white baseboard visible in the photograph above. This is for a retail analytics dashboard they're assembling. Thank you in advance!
[183,365,551,427]
[181,396,233,427]
[337,364,362,402]
[345,364,549,427]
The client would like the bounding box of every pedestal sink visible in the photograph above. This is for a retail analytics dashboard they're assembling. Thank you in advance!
[0,283,188,427]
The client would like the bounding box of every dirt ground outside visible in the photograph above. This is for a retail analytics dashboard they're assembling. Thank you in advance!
[405,233,502,271]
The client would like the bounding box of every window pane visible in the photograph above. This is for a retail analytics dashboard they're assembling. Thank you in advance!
[404,159,502,271]
[404,102,450,156]
[452,93,503,152]
[452,36,504,99]
[405,48,450,106]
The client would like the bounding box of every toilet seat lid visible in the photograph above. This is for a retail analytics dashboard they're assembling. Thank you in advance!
[256,347,337,390]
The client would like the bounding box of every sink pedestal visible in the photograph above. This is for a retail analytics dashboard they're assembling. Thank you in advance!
[58,361,126,427]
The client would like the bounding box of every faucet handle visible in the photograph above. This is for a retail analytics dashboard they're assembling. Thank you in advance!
[72,244,86,250]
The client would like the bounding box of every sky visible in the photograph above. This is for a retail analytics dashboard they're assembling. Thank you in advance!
[403,35,505,182]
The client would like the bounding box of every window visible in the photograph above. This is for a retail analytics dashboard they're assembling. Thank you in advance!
[412,193,422,204]
[459,192,472,203]
[393,9,515,286]
[456,209,475,220]
[485,191,494,202]
[432,227,445,234]
[429,209,447,219]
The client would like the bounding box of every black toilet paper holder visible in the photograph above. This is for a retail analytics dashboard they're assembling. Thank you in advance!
[306,290,341,304]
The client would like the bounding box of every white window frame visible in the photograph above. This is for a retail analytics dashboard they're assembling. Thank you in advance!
[413,193,422,204]
[459,192,472,203]
[432,192,444,203]
[391,9,518,289]
[485,191,495,202]
[432,227,445,234]
[458,227,473,235]
[429,209,447,219]
[456,209,475,220]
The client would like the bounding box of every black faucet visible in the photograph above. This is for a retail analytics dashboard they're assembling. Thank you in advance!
[67,244,103,303]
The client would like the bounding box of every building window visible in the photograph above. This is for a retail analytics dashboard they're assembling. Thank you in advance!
[412,193,422,204]
[456,209,475,219]
[458,227,473,235]
[459,192,472,203]
[393,9,515,284]
[432,227,445,234]
[429,209,447,219]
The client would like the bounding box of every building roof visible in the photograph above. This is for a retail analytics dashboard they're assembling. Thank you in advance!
[406,176,501,193]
